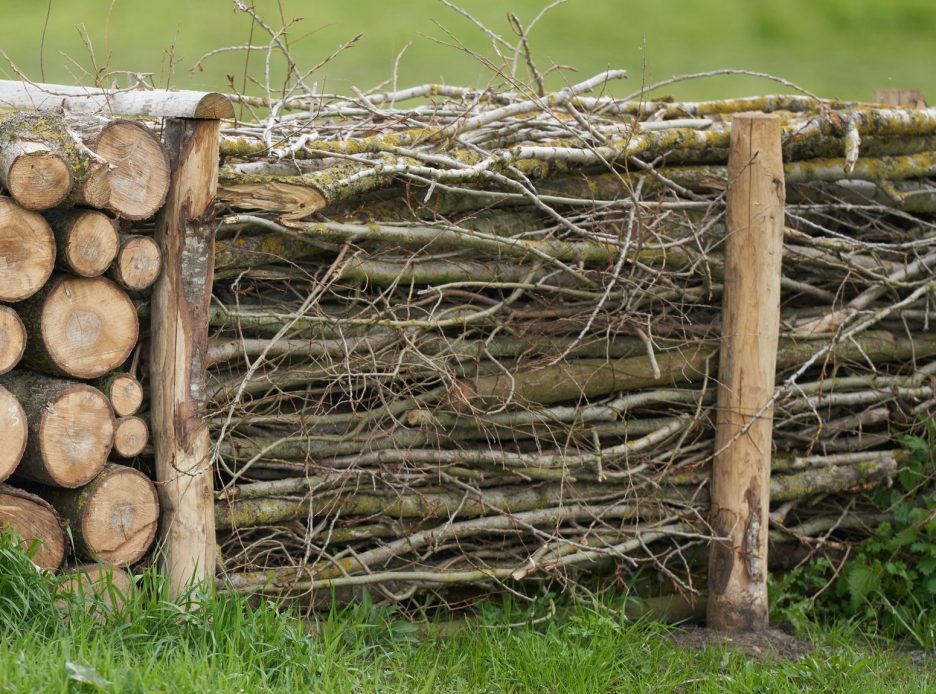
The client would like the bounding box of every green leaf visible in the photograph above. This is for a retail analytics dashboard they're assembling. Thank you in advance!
[927,575,936,594]
[847,562,880,602]
[65,662,110,690]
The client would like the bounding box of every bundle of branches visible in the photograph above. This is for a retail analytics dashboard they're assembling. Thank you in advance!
[205,66,936,607]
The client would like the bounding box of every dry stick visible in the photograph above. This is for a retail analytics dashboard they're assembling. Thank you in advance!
[707,113,784,632]
[212,246,350,484]
[218,458,896,593]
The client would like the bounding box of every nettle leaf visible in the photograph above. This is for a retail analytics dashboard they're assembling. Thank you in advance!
[896,433,929,466]
[890,526,920,549]
[898,468,922,493]
[846,562,881,604]
[927,575,936,595]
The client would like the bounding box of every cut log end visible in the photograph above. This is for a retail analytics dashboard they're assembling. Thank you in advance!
[38,383,115,487]
[110,235,161,291]
[96,373,143,417]
[49,210,119,277]
[6,149,72,210]
[0,306,25,375]
[0,197,55,301]
[68,465,159,565]
[195,93,235,119]
[0,484,64,570]
[27,275,139,379]
[94,121,170,220]
[0,385,26,483]
[113,416,148,458]
[58,563,134,610]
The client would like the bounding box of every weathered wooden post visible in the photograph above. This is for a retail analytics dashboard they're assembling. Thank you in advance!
[150,114,229,596]
[707,112,784,631]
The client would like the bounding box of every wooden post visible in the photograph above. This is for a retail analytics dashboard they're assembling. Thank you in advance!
[150,118,221,596]
[873,89,927,108]
[707,113,784,631]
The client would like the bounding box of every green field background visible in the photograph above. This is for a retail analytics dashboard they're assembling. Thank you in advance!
[0,0,933,100]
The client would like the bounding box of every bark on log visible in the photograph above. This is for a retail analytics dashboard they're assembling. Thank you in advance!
[0,306,26,376]
[112,416,148,458]
[0,114,73,209]
[452,332,936,408]
[0,372,113,487]
[108,234,162,291]
[150,118,220,595]
[17,275,139,379]
[45,209,119,277]
[708,113,784,633]
[90,372,143,417]
[0,483,64,570]
[69,118,171,220]
[0,383,27,483]
[0,81,233,119]
[0,197,55,301]
[42,463,159,565]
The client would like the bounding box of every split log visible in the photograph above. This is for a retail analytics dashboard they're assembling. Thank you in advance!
[90,373,143,417]
[112,416,148,458]
[0,197,55,301]
[0,372,113,487]
[108,234,162,291]
[17,275,139,379]
[0,384,27,483]
[69,118,171,220]
[0,114,73,209]
[45,209,119,277]
[0,483,64,570]
[0,306,25,375]
[58,563,133,610]
[43,463,159,565]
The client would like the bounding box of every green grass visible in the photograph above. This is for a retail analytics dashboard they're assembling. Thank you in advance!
[0,0,933,100]
[0,538,931,693]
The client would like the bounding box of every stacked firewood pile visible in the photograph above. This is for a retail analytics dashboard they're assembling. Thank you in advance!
[206,71,936,606]
[0,111,166,583]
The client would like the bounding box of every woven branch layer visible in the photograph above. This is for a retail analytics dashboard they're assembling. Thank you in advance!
[201,72,936,608]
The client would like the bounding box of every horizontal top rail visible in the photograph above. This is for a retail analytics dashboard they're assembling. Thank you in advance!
[0,80,233,120]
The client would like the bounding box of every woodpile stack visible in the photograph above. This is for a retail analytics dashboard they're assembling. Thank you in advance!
[3,67,931,613]
[0,111,165,579]
[207,74,936,606]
